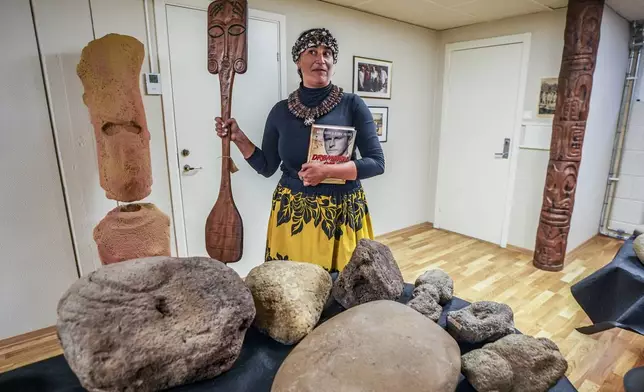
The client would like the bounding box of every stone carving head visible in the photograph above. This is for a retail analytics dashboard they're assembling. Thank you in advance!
[207,0,248,75]
[77,33,152,202]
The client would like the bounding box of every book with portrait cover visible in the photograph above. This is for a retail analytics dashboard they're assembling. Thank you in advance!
[307,123,357,184]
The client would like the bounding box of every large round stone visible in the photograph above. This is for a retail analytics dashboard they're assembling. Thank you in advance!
[245,260,332,345]
[271,300,461,392]
[57,256,256,392]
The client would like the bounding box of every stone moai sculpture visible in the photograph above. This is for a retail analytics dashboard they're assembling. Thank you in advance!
[77,33,170,265]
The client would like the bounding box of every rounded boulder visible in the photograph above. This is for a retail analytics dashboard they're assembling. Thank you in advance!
[271,300,461,392]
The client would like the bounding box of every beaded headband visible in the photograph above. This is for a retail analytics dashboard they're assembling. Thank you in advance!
[291,28,339,64]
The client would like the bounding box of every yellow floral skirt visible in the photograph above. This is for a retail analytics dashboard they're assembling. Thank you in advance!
[264,184,374,272]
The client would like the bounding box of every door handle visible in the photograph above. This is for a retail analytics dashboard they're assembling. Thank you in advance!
[495,138,511,159]
[183,164,203,174]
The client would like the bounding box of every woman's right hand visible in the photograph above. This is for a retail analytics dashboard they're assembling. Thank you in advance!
[215,117,245,142]
[215,117,256,159]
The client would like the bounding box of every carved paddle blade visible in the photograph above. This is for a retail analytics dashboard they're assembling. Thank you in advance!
[206,197,243,263]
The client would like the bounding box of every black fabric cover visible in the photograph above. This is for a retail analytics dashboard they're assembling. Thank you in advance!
[0,281,576,392]
[571,235,644,335]
[624,367,644,392]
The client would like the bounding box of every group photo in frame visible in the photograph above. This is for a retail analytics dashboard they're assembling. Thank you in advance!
[369,106,389,142]
[537,77,558,118]
[353,56,392,99]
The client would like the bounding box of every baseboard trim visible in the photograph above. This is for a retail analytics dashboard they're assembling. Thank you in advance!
[0,326,57,350]
[375,222,434,239]
[565,235,601,260]
[507,244,533,256]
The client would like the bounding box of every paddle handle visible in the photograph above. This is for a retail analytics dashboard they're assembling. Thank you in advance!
[218,65,235,199]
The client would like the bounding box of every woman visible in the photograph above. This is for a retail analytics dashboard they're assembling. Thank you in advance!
[216,28,385,272]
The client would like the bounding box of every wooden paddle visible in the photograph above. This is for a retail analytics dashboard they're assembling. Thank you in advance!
[205,0,248,263]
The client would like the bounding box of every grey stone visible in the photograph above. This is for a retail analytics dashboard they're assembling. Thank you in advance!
[415,269,454,305]
[412,283,440,303]
[271,300,461,392]
[332,239,404,309]
[245,260,332,345]
[634,234,644,263]
[461,334,568,392]
[447,301,515,343]
[57,256,255,392]
[407,294,442,322]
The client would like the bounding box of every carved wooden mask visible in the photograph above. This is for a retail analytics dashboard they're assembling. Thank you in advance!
[77,33,152,202]
[207,0,248,75]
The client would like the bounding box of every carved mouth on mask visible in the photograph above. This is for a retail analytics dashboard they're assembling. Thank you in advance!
[102,121,143,136]
[541,209,570,227]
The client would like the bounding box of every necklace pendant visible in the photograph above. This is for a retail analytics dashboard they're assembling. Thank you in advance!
[304,117,314,126]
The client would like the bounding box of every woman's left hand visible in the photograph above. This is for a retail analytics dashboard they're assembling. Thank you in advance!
[298,162,329,186]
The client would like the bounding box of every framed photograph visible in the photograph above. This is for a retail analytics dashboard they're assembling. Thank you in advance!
[369,106,389,142]
[538,77,558,117]
[353,56,392,99]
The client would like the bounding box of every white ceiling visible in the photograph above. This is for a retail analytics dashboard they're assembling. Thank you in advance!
[607,0,644,22]
[319,0,644,31]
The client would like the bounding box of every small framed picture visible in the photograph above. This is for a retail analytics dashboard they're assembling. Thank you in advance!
[538,77,558,118]
[353,56,392,99]
[369,106,389,143]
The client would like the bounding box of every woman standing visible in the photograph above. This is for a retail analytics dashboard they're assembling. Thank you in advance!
[216,28,385,272]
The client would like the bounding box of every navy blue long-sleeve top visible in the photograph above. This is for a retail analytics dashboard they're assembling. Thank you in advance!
[246,83,385,196]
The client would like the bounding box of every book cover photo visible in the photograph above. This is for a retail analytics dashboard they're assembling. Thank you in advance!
[307,124,357,184]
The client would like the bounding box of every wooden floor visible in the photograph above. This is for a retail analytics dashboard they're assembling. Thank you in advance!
[1,223,641,391]
[380,224,642,392]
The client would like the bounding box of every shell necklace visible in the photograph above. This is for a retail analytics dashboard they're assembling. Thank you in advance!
[287,84,343,126]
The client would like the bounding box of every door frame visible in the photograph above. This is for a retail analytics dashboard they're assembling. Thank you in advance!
[154,0,288,256]
[434,33,532,248]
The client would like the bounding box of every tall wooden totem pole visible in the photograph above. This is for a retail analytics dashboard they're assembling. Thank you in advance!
[533,0,604,271]
[205,0,248,263]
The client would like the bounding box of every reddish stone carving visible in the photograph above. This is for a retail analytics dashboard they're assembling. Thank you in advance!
[93,203,171,265]
[534,0,604,271]
[77,34,152,202]
[205,0,248,263]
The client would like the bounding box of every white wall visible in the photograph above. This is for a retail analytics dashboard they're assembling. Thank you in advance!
[0,0,79,340]
[435,10,567,250]
[612,91,644,234]
[568,5,630,250]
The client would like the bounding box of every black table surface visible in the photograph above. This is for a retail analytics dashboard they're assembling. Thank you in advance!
[571,235,644,336]
[0,281,577,392]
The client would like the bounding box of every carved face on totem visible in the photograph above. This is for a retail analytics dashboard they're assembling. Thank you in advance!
[540,161,578,228]
[534,161,579,266]
[207,0,248,75]
[77,33,152,202]
[564,4,602,59]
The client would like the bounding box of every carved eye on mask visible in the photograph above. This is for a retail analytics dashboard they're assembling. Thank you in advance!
[228,24,246,36]
[209,25,225,38]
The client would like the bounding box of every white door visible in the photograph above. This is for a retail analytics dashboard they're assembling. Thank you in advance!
[0,0,79,339]
[165,5,282,276]
[435,36,529,246]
